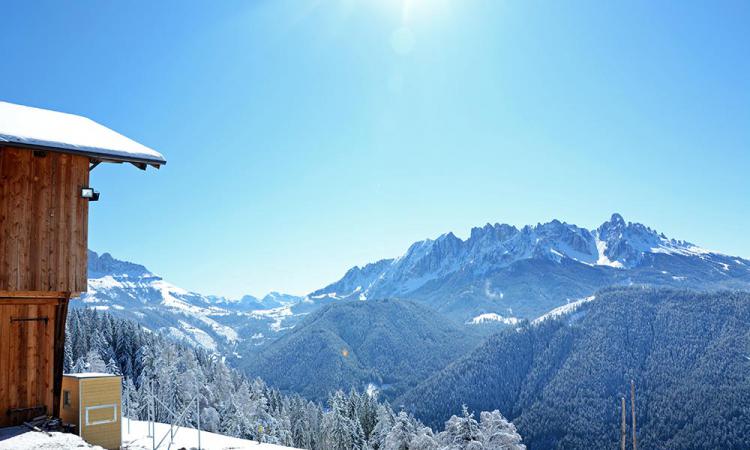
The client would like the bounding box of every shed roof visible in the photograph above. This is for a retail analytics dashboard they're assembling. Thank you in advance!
[0,101,166,168]
[63,372,119,379]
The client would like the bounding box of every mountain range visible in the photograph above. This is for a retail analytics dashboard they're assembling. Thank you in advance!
[79,213,750,375]
[80,250,304,354]
[310,213,750,321]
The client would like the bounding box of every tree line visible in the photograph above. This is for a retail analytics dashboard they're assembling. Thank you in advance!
[65,307,524,449]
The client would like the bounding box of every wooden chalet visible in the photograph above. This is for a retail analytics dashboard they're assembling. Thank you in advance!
[0,100,165,428]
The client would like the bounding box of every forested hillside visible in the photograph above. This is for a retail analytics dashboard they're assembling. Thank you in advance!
[242,299,482,402]
[398,288,750,449]
[64,308,524,449]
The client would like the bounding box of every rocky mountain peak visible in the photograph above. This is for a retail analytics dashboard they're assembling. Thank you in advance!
[310,213,749,317]
[88,250,152,278]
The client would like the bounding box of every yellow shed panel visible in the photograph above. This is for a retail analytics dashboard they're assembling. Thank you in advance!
[61,374,121,450]
[60,376,80,427]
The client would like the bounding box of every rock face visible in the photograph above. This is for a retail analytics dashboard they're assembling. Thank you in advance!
[309,214,750,320]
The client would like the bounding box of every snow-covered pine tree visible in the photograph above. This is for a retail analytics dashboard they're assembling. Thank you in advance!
[384,411,417,450]
[369,403,396,450]
[478,410,525,450]
[359,389,379,440]
[347,388,361,421]
[276,410,295,447]
[122,377,139,420]
[70,312,86,360]
[85,348,107,373]
[291,399,315,450]
[438,405,483,450]
[410,426,439,450]
[64,338,74,372]
[221,380,252,439]
[320,390,363,450]
[201,407,221,433]
[304,399,323,449]
[105,357,121,375]
[92,329,115,366]
[71,356,87,373]
[321,409,359,450]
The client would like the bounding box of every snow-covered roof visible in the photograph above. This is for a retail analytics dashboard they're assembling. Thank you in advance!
[0,101,166,168]
[63,372,119,379]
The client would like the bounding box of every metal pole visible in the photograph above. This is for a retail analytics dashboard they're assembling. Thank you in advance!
[126,385,131,435]
[197,398,201,450]
[620,397,626,450]
[631,380,637,450]
[151,384,156,450]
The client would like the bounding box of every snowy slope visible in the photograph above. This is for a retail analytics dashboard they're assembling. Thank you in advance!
[0,427,104,450]
[532,295,597,324]
[122,419,299,450]
[467,313,521,326]
[79,251,303,353]
[0,422,299,450]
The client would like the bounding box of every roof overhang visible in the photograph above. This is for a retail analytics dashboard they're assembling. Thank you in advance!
[0,101,166,170]
[0,136,164,170]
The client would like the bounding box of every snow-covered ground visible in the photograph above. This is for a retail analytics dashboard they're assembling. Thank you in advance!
[466,313,520,325]
[122,419,299,449]
[532,295,596,324]
[0,420,299,450]
[249,305,295,332]
[0,426,104,450]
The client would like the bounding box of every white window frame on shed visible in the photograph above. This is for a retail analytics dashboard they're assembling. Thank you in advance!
[85,403,118,426]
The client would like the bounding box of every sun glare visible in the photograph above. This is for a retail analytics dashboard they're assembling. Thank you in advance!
[401,0,416,22]
[372,0,454,24]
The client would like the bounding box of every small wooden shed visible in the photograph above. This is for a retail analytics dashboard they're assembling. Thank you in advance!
[60,373,122,450]
[0,101,165,428]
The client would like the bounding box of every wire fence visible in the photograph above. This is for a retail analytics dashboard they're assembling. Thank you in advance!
[123,382,205,450]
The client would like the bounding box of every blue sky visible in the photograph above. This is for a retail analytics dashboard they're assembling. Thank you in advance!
[2,0,748,297]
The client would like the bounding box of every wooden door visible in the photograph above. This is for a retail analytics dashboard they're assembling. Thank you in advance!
[0,302,56,427]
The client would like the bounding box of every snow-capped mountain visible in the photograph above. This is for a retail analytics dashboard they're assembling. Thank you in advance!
[80,214,750,354]
[309,214,750,321]
[79,250,303,353]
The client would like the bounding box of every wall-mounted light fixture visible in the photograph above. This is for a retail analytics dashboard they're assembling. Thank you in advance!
[81,187,100,201]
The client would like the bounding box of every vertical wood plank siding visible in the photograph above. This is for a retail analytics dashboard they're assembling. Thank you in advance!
[0,145,89,427]
[0,146,89,293]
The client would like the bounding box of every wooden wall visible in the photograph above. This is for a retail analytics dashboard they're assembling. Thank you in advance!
[0,297,67,427]
[0,146,89,293]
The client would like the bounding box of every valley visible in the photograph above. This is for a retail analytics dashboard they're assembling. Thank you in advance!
[76,213,750,448]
